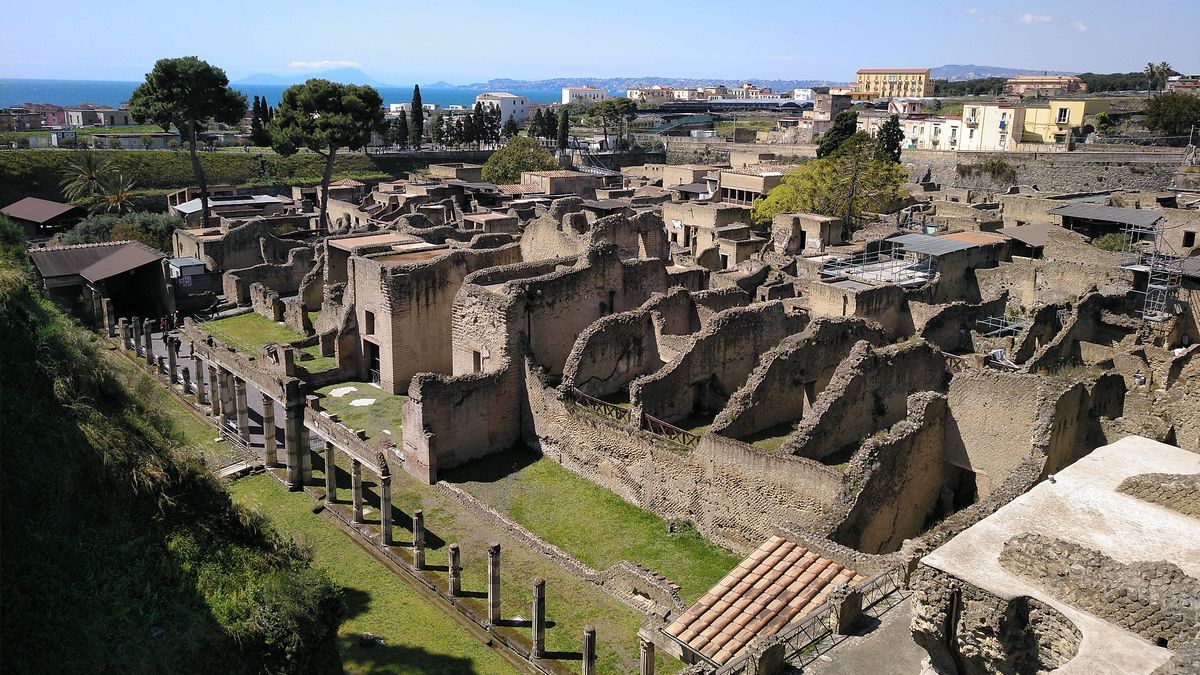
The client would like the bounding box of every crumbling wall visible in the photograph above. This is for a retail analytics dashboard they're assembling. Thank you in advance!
[829,392,948,554]
[643,288,701,336]
[691,286,751,322]
[913,296,1008,353]
[807,281,913,338]
[631,302,807,424]
[711,318,886,441]
[223,245,315,306]
[783,340,948,462]
[561,309,661,397]
[975,230,1133,307]
[524,363,845,553]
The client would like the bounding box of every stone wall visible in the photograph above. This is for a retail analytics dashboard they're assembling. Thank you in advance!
[902,149,1181,193]
[711,317,886,441]
[224,245,316,307]
[1000,533,1200,650]
[913,297,1008,353]
[561,309,661,397]
[782,339,948,462]
[1118,473,1200,518]
[524,362,845,553]
[806,281,913,338]
[830,392,948,554]
[631,302,807,424]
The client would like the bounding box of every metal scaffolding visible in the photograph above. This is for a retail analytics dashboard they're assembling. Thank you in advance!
[820,249,935,287]
[1120,219,1184,323]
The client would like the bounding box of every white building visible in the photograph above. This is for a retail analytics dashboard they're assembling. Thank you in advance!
[627,85,673,105]
[562,85,607,105]
[474,92,528,123]
[790,88,815,101]
[388,102,440,114]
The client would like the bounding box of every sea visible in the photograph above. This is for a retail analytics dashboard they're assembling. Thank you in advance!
[0,78,559,109]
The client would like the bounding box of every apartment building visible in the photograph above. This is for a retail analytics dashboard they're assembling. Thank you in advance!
[958,103,1023,151]
[1004,75,1087,97]
[474,92,528,123]
[562,86,607,105]
[627,85,674,105]
[854,68,934,98]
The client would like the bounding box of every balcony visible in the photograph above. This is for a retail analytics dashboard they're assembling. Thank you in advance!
[965,117,978,127]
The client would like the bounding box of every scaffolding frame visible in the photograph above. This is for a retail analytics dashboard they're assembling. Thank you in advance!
[1120,219,1183,323]
[976,314,1026,337]
[821,247,936,287]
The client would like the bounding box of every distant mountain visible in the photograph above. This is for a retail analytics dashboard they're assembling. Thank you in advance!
[931,64,1076,81]
[448,77,845,93]
[234,68,393,87]
[423,81,456,89]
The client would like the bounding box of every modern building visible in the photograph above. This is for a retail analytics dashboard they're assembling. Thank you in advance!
[1166,75,1200,96]
[0,107,42,131]
[27,240,171,317]
[561,86,607,105]
[1020,98,1110,143]
[626,85,674,105]
[958,103,1024,151]
[90,131,180,150]
[474,92,528,123]
[1005,75,1088,97]
[854,68,934,98]
[790,88,815,101]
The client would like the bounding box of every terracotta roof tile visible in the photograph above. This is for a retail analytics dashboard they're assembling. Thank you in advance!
[664,538,865,665]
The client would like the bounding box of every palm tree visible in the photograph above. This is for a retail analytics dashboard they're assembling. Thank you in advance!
[1156,62,1172,91]
[60,151,115,202]
[96,173,137,214]
[1145,62,1158,97]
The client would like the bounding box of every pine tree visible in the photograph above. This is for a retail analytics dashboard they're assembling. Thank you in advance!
[409,85,424,149]
[557,107,570,150]
[431,115,444,147]
[502,116,520,140]
[874,114,904,163]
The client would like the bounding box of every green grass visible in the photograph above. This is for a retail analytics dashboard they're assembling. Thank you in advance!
[314,382,406,441]
[230,474,518,675]
[203,312,335,373]
[443,447,740,604]
[741,422,798,453]
[715,118,777,137]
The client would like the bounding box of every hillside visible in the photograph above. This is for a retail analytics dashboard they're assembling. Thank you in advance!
[931,64,1076,81]
[0,256,342,673]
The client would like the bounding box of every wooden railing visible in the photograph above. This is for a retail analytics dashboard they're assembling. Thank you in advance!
[567,387,631,422]
[640,413,701,449]
[564,389,702,450]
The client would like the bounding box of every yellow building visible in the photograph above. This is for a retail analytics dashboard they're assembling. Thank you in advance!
[855,68,933,98]
[1020,99,1110,143]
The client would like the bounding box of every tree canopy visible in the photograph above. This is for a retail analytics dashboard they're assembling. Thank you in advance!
[269,79,384,228]
[874,114,904,163]
[1144,92,1200,138]
[409,85,424,149]
[752,133,908,225]
[128,57,246,227]
[481,137,558,184]
[816,110,859,158]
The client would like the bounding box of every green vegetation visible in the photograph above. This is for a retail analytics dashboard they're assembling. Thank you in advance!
[203,312,334,372]
[1144,91,1200,138]
[752,133,909,225]
[817,110,858,158]
[1092,232,1128,252]
[0,261,341,673]
[409,85,425,149]
[314,382,406,441]
[714,118,775,137]
[481,136,557,184]
[444,447,739,603]
[61,211,183,251]
[231,475,519,675]
[955,157,1018,184]
[931,77,1007,96]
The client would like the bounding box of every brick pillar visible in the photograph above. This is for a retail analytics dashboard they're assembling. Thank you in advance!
[142,319,155,366]
[103,298,116,337]
[261,393,277,466]
[640,637,655,675]
[448,544,461,596]
[283,404,306,490]
[132,316,142,355]
[181,367,192,393]
[323,441,337,503]
[234,379,250,443]
[582,625,597,675]
[379,472,393,546]
[351,459,364,523]
[194,356,207,405]
[167,340,178,384]
[487,542,501,624]
[829,583,864,636]
[208,365,221,417]
[412,509,425,569]
[532,578,546,658]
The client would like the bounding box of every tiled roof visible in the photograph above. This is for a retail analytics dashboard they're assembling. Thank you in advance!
[524,170,591,178]
[497,183,542,195]
[664,535,865,665]
[328,179,366,188]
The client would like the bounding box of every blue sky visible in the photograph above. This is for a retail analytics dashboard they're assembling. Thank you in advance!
[2,0,1197,83]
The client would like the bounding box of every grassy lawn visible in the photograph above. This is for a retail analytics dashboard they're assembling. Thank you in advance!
[443,447,740,604]
[314,382,406,441]
[316,451,674,675]
[231,474,518,675]
[202,312,335,373]
[741,422,798,453]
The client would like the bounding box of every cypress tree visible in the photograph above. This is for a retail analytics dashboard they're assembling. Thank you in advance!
[409,85,424,149]
[396,115,409,148]
[557,107,570,150]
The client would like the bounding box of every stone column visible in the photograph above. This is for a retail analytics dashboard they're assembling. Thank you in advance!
[412,509,425,568]
[532,578,546,658]
[167,342,178,384]
[323,441,337,503]
[639,638,655,675]
[829,584,863,636]
[234,379,250,443]
[379,472,393,546]
[220,371,236,428]
[142,319,155,366]
[120,319,132,350]
[181,367,192,393]
[132,317,142,355]
[487,542,501,624]
[283,404,306,490]
[261,393,277,465]
[351,459,364,523]
[103,299,116,337]
[448,544,461,596]
[582,625,597,675]
[299,425,312,481]
[194,356,207,405]
[208,365,221,417]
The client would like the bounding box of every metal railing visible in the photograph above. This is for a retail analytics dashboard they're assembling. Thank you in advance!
[641,414,701,449]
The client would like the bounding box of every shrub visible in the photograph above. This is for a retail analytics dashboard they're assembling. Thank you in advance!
[1092,232,1128,252]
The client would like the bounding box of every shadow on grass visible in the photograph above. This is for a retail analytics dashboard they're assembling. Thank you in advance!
[439,444,540,485]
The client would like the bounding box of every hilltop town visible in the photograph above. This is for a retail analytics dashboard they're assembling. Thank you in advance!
[2,55,1199,675]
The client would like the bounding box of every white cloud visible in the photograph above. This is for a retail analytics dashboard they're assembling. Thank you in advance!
[963,7,978,14]
[287,60,362,70]
[1019,13,1054,23]
[1071,20,1088,32]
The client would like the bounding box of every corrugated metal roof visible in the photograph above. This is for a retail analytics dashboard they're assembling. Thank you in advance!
[29,241,164,282]
[79,242,165,283]
[888,233,976,256]
[996,222,1072,248]
[1,197,80,224]
[1046,204,1163,228]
